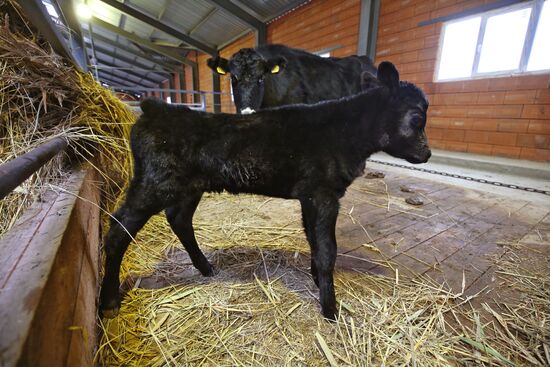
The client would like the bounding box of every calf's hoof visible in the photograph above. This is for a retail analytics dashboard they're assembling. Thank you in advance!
[322,308,338,322]
[101,307,120,319]
[321,301,338,321]
[200,262,216,277]
[99,292,121,319]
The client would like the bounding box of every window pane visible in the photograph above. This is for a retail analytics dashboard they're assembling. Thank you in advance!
[478,7,531,73]
[527,1,550,71]
[437,17,481,80]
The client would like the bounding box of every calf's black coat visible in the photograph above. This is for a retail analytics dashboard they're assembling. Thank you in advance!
[207,44,377,113]
[100,62,431,320]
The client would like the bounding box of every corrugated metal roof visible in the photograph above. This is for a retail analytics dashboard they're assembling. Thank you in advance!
[231,0,310,21]
[72,0,310,89]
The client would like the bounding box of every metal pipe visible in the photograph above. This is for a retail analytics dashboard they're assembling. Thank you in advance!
[0,138,68,200]
[87,23,100,81]
[105,86,228,94]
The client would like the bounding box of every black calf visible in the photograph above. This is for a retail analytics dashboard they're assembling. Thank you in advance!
[99,62,431,320]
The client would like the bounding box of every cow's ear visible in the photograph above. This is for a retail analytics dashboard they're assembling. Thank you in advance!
[377,62,399,91]
[360,71,380,91]
[207,56,229,75]
[266,57,287,74]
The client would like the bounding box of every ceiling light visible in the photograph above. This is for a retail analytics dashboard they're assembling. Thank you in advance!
[76,3,92,19]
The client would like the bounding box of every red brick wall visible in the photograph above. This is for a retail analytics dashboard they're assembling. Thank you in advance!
[173,72,182,103]
[267,0,361,57]
[376,0,550,161]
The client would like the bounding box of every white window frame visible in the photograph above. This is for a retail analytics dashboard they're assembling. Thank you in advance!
[435,0,549,82]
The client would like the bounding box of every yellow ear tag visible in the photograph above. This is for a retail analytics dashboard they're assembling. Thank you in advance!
[216,66,226,75]
[271,65,280,74]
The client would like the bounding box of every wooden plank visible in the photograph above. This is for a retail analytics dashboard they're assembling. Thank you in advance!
[19,205,87,367]
[362,195,503,276]
[421,201,533,293]
[66,171,100,367]
[344,188,498,258]
[0,168,101,367]
[0,171,85,367]
[464,204,550,298]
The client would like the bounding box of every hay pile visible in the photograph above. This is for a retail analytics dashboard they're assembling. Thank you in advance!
[0,0,134,236]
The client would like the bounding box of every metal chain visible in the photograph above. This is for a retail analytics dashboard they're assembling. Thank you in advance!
[367,159,550,196]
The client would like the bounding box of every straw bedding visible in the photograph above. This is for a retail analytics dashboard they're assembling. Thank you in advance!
[96,191,549,367]
[1,2,548,365]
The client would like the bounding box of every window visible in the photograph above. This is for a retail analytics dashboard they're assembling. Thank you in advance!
[319,52,331,58]
[436,0,550,81]
[528,1,550,71]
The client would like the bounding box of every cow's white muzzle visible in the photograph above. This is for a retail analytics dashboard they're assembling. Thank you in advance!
[240,107,256,114]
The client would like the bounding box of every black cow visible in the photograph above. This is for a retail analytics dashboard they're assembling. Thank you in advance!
[207,44,377,114]
[99,62,430,320]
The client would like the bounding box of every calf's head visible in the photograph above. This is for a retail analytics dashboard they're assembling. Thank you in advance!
[364,62,431,164]
[207,49,286,114]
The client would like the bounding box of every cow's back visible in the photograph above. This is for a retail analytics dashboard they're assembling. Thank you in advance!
[254,45,375,108]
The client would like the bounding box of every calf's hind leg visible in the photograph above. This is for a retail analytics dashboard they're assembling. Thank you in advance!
[100,183,162,318]
[165,193,214,276]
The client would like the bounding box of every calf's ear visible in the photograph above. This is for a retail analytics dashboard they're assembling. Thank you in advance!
[266,57,287,74]
[207,56,229,75]
[377,62,399,91]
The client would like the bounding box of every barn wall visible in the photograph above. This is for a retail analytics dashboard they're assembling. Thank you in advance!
[173,72,182,103]
[376,0,550,161]
[267,0,361,57]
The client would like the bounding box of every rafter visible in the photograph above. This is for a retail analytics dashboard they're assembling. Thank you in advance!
[96,0,217,55]
[85,41,171,80]
[94,58,161,85]
[84,32,177,72]
[91,17,196,67]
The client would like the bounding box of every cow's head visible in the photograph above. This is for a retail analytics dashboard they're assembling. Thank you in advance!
[363,62,431,164]
[207,48,287,114]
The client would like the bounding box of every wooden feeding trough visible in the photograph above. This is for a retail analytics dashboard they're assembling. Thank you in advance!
[0,141,102,366]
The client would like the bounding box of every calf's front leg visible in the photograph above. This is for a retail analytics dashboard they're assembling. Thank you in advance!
[301,193,339,320]
[300,200,319,286]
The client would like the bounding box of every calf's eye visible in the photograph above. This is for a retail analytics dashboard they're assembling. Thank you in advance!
[410,116,423,129]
